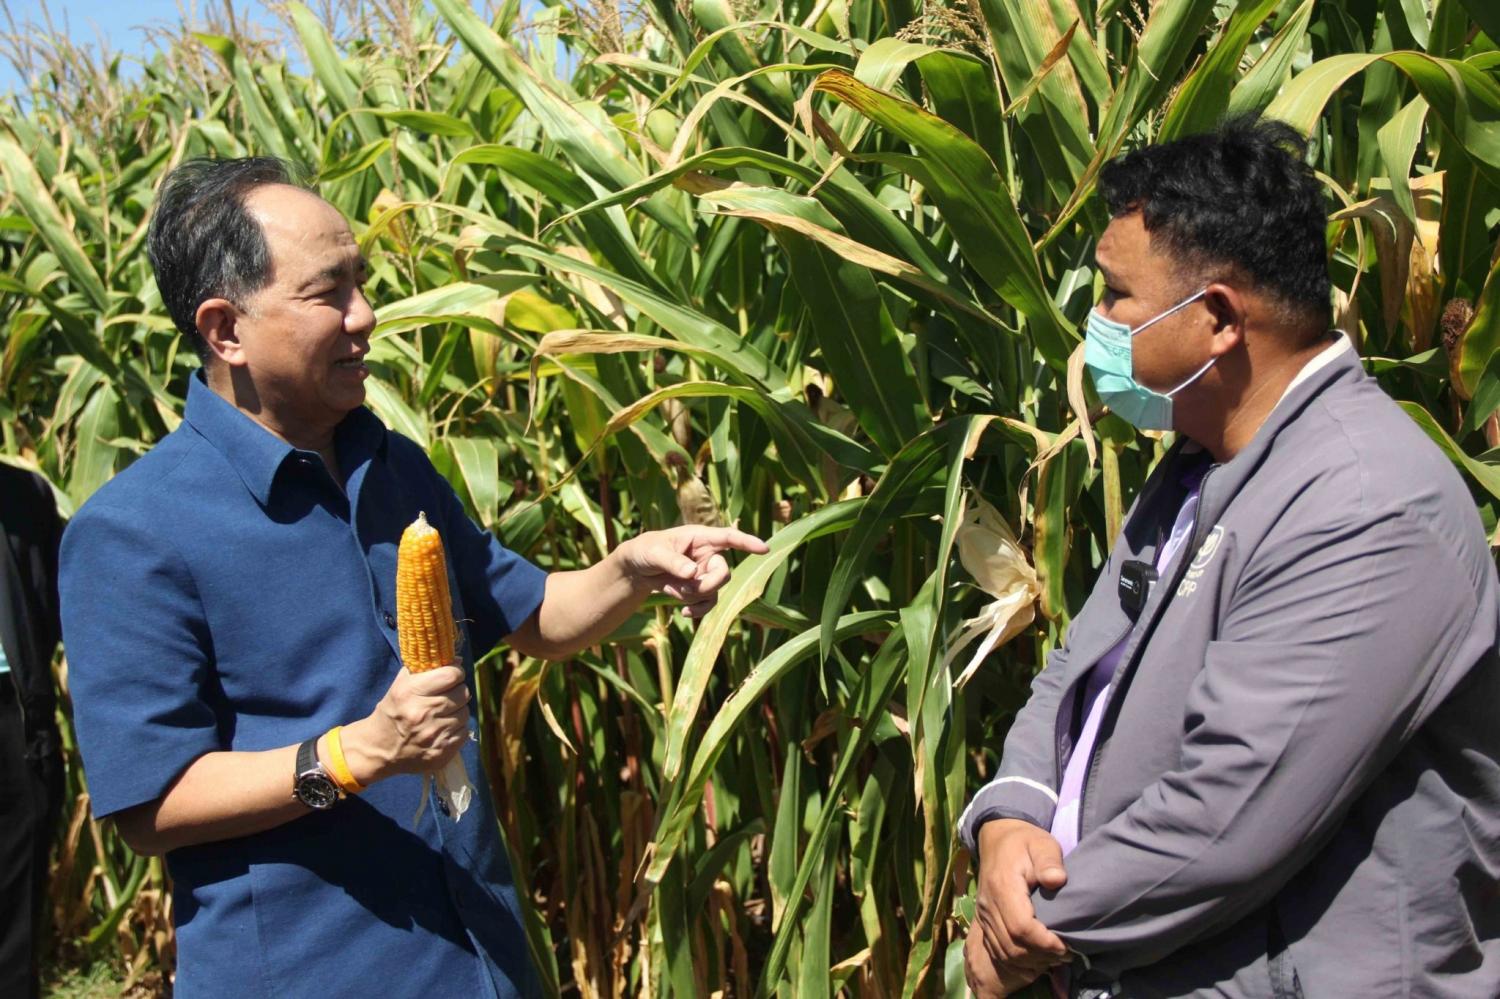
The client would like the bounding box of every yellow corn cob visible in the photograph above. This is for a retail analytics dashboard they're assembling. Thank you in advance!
[395,511,474,824]
[396,511,458,672]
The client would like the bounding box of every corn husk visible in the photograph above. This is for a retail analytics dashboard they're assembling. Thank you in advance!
[943,495,1040,688]
[412,755,475,826]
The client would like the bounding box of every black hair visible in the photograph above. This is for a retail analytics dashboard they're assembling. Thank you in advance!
[146,157,306,360]
[1098,116,1332,331]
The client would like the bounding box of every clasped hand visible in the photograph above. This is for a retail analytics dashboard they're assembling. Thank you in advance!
[966,819,1071,997]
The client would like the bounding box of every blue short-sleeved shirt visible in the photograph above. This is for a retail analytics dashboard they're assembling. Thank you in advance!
[59,373,548,998]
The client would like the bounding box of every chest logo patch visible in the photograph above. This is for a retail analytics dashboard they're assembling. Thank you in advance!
[1177,525,1224,597]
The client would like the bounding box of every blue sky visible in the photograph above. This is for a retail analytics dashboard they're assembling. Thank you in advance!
[1,0,284,95]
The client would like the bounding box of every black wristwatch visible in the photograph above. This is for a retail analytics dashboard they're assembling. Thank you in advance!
[292,737,342,810]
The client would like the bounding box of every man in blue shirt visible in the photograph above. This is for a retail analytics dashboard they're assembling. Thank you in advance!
[58,158,766,998]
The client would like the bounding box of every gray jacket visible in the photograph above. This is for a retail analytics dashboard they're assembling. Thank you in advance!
[960,341,1500,997]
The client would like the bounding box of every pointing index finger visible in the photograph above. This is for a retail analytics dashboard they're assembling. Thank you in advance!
[703,527,769,555]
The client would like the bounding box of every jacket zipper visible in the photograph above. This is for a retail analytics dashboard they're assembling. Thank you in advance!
[1075,465,1216,850]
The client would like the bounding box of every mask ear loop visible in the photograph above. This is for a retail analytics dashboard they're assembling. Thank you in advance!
[1128,287,1209,337]
[1164,354,1218,397]
[1131,287,1214,397]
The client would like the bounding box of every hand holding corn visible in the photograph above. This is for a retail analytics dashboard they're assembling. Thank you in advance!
[395,511,474,822]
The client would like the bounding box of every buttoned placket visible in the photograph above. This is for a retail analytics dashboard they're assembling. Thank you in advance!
[324,432,485,956]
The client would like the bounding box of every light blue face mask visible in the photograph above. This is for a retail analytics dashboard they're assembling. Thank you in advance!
[1084,288,1213,431]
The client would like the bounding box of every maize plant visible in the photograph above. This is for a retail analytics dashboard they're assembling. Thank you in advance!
[2,0,1498,994]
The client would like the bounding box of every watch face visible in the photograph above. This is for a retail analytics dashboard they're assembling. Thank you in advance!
[296,773,340,810]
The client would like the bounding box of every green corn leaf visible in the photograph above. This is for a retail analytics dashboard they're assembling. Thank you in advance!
[1227,0,1318,119]
[1158,0,1283,142]
[258,62,318,161]
[286,2,367,128]
[701,186,928,457]
[195,34,292,160]
[1456,0,1500,46]
[1034,436,1086,622]
[645,609,892,883]
[1457,254,1500,398]
[1461,351,1500,439]
[913,48,1007,170]
[374,281,513,330]
[811,70,1076,367]
[701,195,1006,330]
[318,137,392,184]
[363,374,428,442]
[819,422,957,661]
[446,144,593,204]
[1040,0,1221,246]
[430,0,693,242]
[756,625,909,995]
[446,146,662,292]
[646,18,848,113]
[691,0,792,108]
[441,434,504,527]
[502,242,787,391]
[1377,95,1431,224]
[552,145,963,293]
[1398,401,1500,499]
[569,378,870,504]
[973,0,1093,193]
[0,137,109,311]
[354,108,477,138]
[662,498,866,782]
[794,836,839,999]
[1267,51,1500,184]
[69,382,122,505]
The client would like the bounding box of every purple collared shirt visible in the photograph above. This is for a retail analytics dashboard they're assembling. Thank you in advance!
[1049,469,1206,855]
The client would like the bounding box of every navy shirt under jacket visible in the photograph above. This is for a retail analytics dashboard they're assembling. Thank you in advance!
[59,373,548,998]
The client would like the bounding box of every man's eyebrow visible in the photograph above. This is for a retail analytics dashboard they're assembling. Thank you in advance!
[300,256,369,290]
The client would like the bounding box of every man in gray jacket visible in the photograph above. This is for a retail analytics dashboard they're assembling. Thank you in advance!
[962,118,1500,997]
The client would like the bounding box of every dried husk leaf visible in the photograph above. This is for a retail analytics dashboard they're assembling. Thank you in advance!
[942,494,1041,688]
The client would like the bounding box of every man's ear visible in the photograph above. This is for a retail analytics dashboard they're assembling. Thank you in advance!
[1202,282,1247,358]
[196,298,245,366]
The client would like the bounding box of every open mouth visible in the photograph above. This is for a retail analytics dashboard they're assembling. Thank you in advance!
[334,357,368,371]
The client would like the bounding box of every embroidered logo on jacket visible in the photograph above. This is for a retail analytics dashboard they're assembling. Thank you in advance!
[1177,525,1224,597]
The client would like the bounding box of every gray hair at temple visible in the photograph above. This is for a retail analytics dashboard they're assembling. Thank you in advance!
[146,157,308,360]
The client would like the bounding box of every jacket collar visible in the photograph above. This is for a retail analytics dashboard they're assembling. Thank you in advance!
[1151,333,1359,495]
[1120,332,1362,606]
[181,371,387,507]
[1206,332,1360,482]
[1110,333,1362,618]
[1274,334,1353,409]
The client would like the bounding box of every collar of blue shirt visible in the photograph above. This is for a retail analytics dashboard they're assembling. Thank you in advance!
[181,372,388,507]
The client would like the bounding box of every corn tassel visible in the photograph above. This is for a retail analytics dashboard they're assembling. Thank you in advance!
[396,511,473,822]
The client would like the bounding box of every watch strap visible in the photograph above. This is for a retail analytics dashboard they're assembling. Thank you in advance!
[293,737,342,809]
[296,736,318,778]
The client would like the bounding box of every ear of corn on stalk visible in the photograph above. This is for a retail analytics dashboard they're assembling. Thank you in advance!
[942,494,1040,689]
[397,511,474,822]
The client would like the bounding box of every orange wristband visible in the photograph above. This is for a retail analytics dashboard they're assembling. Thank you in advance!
[326,726,365,794]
